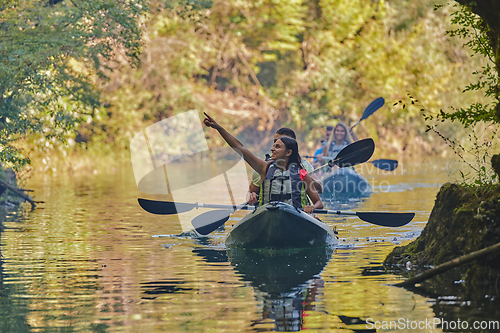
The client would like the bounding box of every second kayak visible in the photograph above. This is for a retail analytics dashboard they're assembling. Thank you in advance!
[320,167,371,199]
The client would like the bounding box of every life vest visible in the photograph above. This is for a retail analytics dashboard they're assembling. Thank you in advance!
[326,141,349,159]
[259,163,304,209]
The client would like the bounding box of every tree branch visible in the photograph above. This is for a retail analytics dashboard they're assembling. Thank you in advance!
[394,242,500,288]
[0,179,36,209]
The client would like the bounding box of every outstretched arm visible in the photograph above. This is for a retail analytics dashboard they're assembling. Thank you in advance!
[203,112,268,177]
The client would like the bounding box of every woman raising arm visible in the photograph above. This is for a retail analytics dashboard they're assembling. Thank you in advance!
[203,113,322,213]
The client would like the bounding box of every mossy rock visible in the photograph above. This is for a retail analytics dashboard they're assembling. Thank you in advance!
[384,182,500,296]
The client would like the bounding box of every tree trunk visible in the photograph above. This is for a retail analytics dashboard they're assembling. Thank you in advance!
[0,179,36,209]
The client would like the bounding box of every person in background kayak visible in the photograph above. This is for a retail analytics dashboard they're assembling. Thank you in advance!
[247,127,323,206]
[318,122,359,161]
[203,112,323,213]
[313,125,333,167]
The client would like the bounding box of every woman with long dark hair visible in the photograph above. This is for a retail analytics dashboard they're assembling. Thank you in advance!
[277,136,303,168]
[203,113,323,213]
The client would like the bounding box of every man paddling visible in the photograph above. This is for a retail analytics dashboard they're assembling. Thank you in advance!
[247,127,323,205]
[313,125,333,168]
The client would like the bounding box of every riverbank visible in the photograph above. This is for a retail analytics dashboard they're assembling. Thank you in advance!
[384,179,500,297]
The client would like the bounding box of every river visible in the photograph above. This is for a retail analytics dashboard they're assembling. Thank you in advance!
[0,157,498,332]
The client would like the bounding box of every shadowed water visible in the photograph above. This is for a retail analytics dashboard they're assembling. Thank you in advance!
[0,158,498,332]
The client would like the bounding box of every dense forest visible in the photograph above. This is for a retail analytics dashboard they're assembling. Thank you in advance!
[1,0,498,176]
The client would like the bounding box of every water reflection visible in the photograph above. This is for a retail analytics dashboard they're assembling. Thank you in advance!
[322,196,367,211]
[0,207,36,332]
[395,274,500,332]
[184,246,381,332]
[227,247,333,331]
[141,279,194,299]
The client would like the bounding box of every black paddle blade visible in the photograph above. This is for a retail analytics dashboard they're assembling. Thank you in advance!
[192,210,232,235]
[361,97,385,121]
[370,159,398,171]
[356,212,415,227]
[330,138,375,168]
[138,198,196,215]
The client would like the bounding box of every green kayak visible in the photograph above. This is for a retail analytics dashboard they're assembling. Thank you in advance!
[225,202,338,249]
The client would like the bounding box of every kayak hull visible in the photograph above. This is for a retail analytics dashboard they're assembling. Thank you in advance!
[320,167,371,199]
[225,202,338,249]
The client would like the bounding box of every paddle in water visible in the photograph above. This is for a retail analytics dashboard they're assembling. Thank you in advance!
[191,209,243,235]
[192,207,414,235]
[191,203,415,233]
[138,198,415,231]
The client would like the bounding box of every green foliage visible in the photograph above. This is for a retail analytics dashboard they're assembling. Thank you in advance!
[427,2,498,126]
[428,123,498,185]
[397,91,499,185]
[0,0,147,169]
[12,0,498,172]
[410,2,500,185]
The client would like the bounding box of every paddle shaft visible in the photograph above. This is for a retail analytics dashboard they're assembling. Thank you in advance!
[191,205,409,218]
[181,205,375,215]
[139,198,411,219]
[193,202,253,210]
[189,203,414,230]
[308,158,398,173]
[351,119,361,129]
[314,209,356,216]
[310,162,332,174]
[193,204,403,216]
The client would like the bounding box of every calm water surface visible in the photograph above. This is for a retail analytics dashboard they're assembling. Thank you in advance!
[0,157,498,332]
